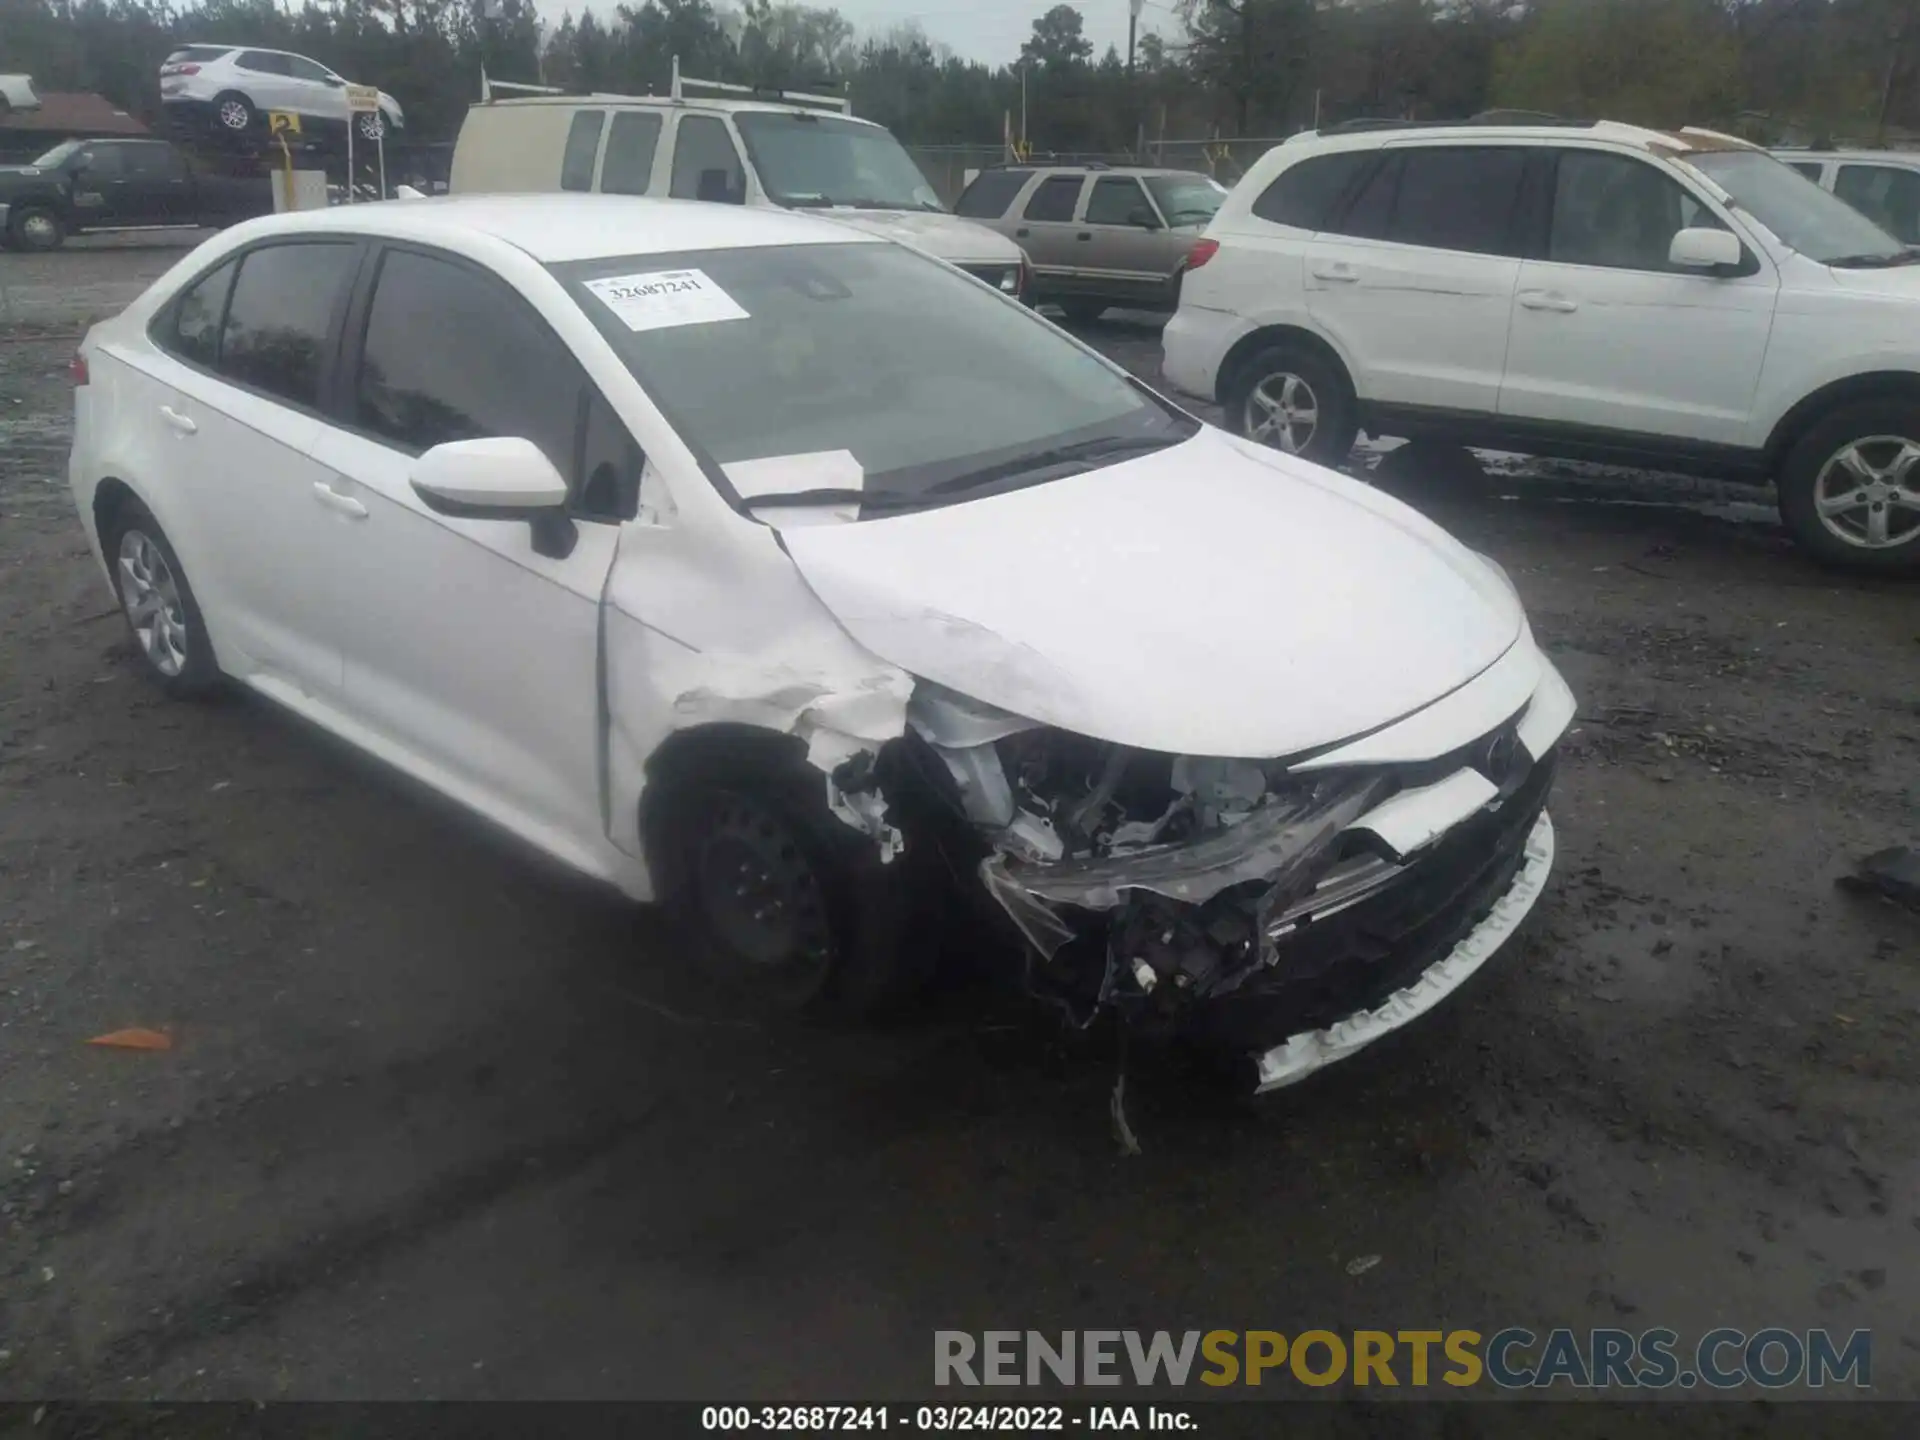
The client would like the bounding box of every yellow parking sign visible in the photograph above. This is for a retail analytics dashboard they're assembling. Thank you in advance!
[268,111,301,135]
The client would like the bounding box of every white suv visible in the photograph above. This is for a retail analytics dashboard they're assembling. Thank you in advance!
[1163,119,1920,571]
[159,44,404,141]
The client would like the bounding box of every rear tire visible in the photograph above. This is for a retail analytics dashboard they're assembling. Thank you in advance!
[1225,343,1359,467]
[645,745,923,1017]
[104,499,222,698]
[1777,398,1920,573]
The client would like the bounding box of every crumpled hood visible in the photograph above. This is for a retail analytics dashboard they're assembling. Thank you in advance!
[820,208,1024,267]
[779,427,1525,758]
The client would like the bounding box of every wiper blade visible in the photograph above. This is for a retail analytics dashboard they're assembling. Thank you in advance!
[739,487,866,508]
[907,432,1188,501]
[1827,250,1918,268]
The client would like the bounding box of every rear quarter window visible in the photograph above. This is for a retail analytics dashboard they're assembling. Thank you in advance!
[1250,151,1371,230]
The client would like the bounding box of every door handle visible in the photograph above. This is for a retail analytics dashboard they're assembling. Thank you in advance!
[158,405,197,435]
[311,481,368,519]
[1015,227,1031,238]
[1519,290,1579,313]
[1310,263,1359,282]
[1075,231,1092,240]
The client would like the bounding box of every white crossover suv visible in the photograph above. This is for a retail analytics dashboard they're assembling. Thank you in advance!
[1163,119,1920,571]
[69,195,1573,1091]
[159,44,403,141]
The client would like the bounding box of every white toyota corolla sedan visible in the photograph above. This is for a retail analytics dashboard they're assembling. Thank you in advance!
[69,195,1575,1090]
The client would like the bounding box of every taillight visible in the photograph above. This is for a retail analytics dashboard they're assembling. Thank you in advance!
[178,63,201,75]
[1187,238,1220,270]
[71,352,89,385]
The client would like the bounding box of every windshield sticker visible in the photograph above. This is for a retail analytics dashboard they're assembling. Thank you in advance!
[583,268,749,332]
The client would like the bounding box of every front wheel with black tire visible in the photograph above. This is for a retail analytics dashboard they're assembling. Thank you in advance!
[1224,343,1359,468]
[106,500,222,697]
[646,746,925,1018]
[8,206,63,252]
[1777,398,1920,573]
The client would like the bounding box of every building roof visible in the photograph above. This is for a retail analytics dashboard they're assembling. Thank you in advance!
[233,192,879,263]
[0,91,148,136]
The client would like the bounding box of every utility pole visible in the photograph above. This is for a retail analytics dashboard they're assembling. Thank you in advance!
[1874,15,1910,148]
[1128,0,1143,159]
[1128,0,1141,78]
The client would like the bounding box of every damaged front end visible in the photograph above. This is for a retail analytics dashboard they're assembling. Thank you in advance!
[907,673,1568,1090]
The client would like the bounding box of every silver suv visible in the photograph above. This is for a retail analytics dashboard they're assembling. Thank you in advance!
[955,163,1227,321]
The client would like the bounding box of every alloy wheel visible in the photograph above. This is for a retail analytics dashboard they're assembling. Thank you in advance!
[117,529,189,678]
[1812,435,1920,550]
[19,212,56,246]
[1245,371,1319,454]
[218,100,249,130]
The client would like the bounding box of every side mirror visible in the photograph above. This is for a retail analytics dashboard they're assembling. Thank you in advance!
[410,437,577,557]
[1669,226,1743,272]
[1127,207,1161,230]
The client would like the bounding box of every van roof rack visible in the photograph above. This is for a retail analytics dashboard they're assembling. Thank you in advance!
[670,55,850,115]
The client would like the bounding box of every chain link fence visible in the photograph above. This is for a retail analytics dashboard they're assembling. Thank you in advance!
[907,137,1293,206]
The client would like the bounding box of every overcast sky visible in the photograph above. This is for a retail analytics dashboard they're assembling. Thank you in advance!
[579,1,1182,69]
[828,1,1180,66]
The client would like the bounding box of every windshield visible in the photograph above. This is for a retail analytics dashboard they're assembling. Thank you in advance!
[30,140,83,169]
[1145,173,1227,227]
[733,112,943,212]
[1688,149,1908,265]
[554,242,1194,516]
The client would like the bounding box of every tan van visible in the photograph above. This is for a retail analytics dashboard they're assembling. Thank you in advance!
[451,65,1028,295]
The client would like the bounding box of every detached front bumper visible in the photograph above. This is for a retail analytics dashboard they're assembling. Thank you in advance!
[975,650,1575,1088]
[1251,808,1553,1090]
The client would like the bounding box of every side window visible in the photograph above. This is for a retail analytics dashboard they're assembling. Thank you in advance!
[1548,150,1725,271]
[237,51,291,76]
[1251,151,1370,230]
[353,249,594,500]
[124,145,179,180]
[160,258,238,370]
[600,111,662,195]
[1330,152,1400,239]
[1788,162,1825,182]
[79,145,124,181]
[1023,174,1083,222]
[670,115,746,203]
[1835,164,1920,245]
[288,56,332,83]
[955,170,1028,219]
[1084,176,1150,227]
[561,110,604,193]
[219,242,356,408]
[1386,147,1527,255]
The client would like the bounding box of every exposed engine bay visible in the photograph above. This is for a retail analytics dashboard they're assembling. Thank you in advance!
[879,683,1470,1033]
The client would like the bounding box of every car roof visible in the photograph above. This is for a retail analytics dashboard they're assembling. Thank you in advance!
[1281,119,1760,158]
[998,164,1208,179]
[478,94,885,127]
[1772,148,1920,164]
[226,193,881,263]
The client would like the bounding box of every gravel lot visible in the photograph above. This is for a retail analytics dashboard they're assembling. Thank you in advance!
[2,235,1918,1410]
